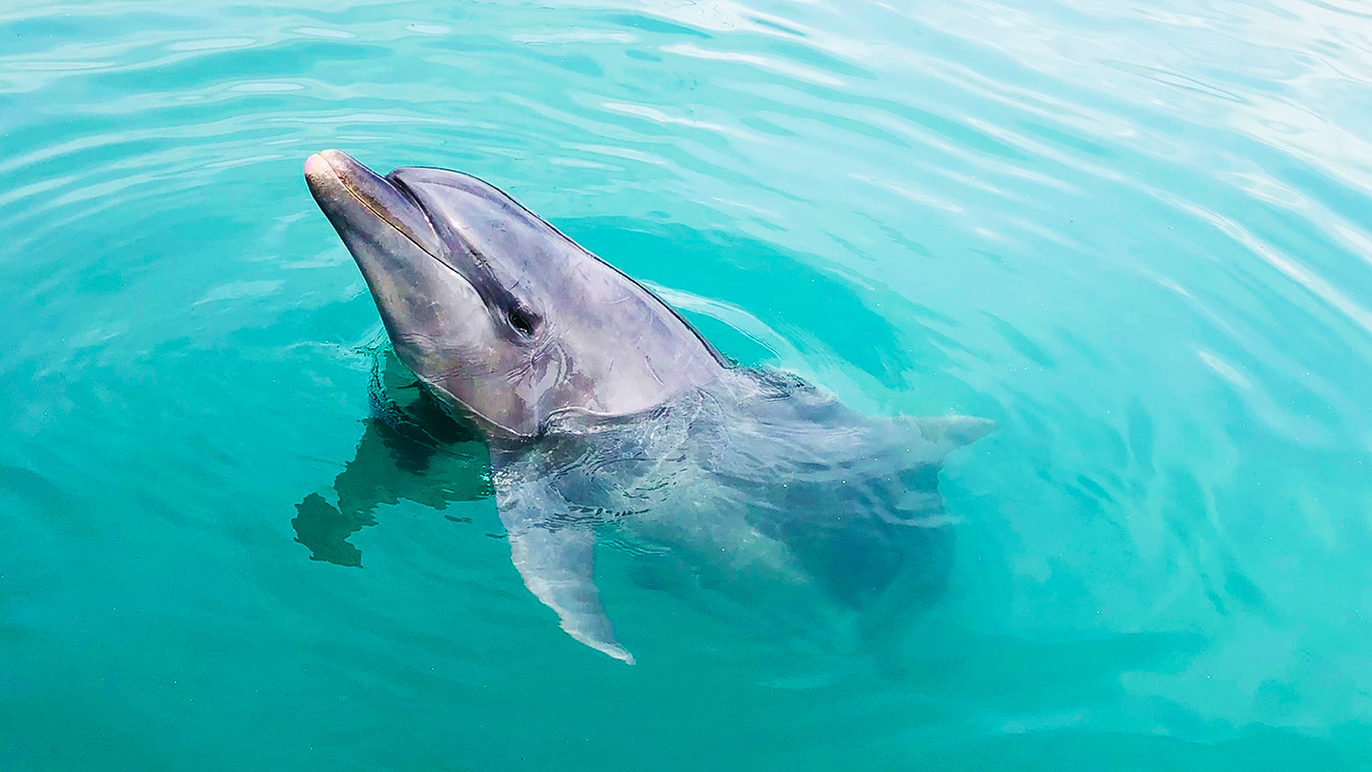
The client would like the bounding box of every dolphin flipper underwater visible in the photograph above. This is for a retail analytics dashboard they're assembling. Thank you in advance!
[303,150,992,664]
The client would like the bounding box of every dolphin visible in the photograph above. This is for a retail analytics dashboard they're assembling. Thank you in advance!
[303,149,992,664]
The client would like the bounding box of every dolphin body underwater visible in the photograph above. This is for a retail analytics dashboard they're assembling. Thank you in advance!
[303,150,992,664]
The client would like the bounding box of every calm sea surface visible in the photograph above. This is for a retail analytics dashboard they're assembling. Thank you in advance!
[3,0,1371,769]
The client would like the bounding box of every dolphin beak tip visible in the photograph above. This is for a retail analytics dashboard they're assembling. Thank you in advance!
[304,150,340,180]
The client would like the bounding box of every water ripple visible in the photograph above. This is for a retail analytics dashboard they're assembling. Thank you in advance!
[2,0,1371,766]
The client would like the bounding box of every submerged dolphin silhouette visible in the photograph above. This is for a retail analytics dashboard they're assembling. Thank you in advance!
[304,150,991,664]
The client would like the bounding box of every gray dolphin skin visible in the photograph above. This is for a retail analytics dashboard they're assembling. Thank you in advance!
[304,149,992,664]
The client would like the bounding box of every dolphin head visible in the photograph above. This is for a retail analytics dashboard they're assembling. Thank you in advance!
[304,150,725,440]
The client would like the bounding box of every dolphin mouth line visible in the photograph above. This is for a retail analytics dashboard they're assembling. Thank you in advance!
[313,153,446,268]
[318,157,487,314]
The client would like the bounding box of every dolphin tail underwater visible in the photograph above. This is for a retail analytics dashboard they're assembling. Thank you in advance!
[304,149,992,664]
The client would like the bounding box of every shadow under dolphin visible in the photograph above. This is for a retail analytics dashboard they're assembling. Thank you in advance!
[292,347,491,568]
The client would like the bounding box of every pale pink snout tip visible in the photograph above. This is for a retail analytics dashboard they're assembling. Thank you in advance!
[303,151,336,179]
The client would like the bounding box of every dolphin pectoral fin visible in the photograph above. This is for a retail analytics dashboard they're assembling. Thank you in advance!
[506,524,635,665]
[913,415,995,456]
[494,464,634,665]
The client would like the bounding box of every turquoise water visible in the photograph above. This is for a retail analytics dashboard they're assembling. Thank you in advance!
[3,0,1372,768]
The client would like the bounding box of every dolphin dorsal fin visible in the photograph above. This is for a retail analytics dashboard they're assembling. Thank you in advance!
[914,415,995,458]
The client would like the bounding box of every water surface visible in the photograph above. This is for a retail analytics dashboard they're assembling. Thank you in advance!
[2,0,1371,769]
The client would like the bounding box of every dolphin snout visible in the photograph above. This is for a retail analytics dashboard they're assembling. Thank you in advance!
[303,150,338,180]
[304,149,359,187]
[304,149,441,258]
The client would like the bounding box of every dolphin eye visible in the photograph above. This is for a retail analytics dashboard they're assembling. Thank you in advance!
[507,306,538,337]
